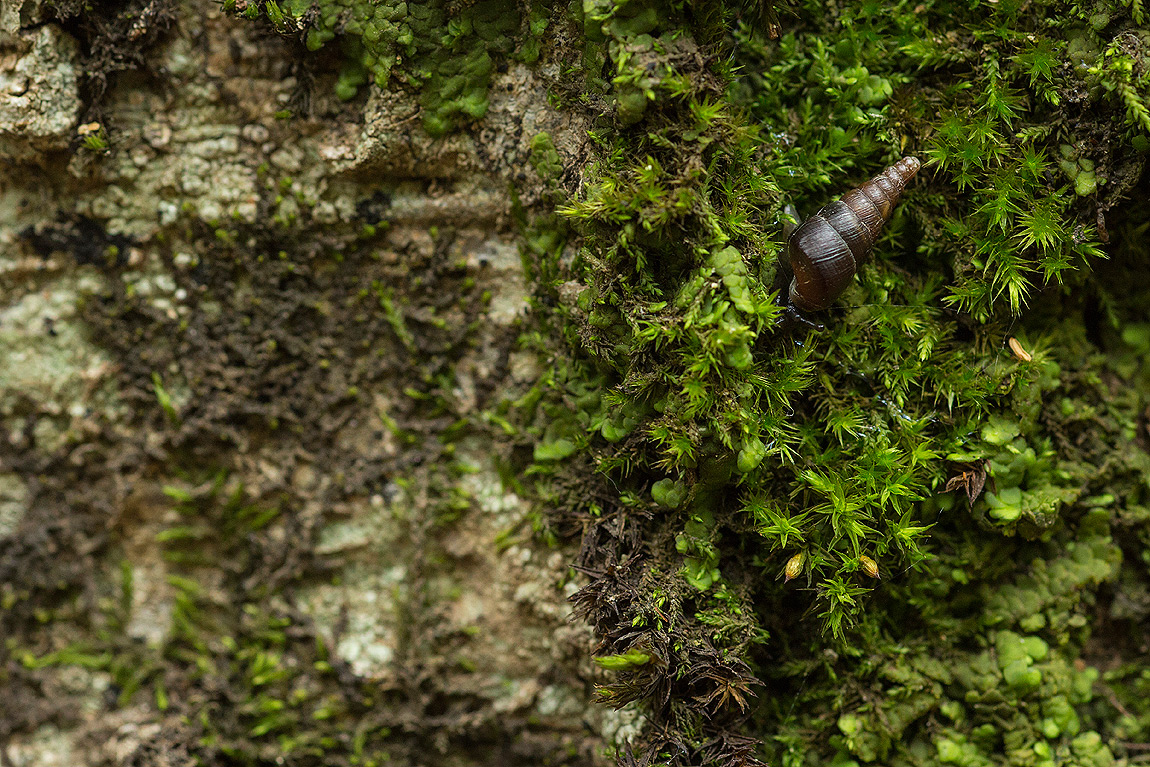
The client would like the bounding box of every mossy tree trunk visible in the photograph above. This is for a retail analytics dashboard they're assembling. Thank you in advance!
[3,1,1150,766]
[1,1,605,764]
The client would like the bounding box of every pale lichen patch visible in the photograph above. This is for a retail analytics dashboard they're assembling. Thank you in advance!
[0,26,81,161]
[0,272,121,453]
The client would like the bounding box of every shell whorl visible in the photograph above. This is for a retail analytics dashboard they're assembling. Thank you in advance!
[787,156,920,312]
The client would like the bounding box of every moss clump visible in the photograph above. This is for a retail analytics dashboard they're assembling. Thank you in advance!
[529,132,562,182]
[237,0,542,135]
[798,509,1122,767]
[508,0,1150,763]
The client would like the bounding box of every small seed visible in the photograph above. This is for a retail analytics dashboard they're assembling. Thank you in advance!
[1008,337,1032,362]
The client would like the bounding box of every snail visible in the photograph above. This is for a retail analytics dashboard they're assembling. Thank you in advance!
[778,156,921,315]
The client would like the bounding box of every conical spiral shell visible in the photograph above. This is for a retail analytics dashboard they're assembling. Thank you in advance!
[786,156,920,312]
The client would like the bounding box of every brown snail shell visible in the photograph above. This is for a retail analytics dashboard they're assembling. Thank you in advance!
[785,156,921,312]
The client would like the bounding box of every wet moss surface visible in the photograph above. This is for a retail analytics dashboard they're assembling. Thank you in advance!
[510,0,1150,764]
[2,0,1150,765]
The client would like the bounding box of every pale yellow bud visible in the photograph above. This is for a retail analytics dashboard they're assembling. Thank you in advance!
[784,552,805,583]
[1008,337,1032,362]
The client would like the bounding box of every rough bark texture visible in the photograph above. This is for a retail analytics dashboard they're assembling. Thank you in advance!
[1,1,612,764]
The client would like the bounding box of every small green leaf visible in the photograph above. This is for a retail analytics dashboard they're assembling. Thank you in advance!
[651,478,687,508]
[593,650,651,670]
[534,439,576,461]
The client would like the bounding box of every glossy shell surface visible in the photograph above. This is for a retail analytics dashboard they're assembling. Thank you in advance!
[787,156,921,311]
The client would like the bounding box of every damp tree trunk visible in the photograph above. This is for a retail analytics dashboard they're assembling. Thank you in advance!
[1,1,605,764]
[3,1,1150,767]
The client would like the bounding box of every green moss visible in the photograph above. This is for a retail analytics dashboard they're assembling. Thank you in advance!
[241,0,537,135]
[529,132,562,182]
[510,0,1150,763]
[11,477,401,762]
[29,0,1148,761]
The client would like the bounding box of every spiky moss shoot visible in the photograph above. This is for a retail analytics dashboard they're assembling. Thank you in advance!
[511,0,1150,763]
[235,0,552,135]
